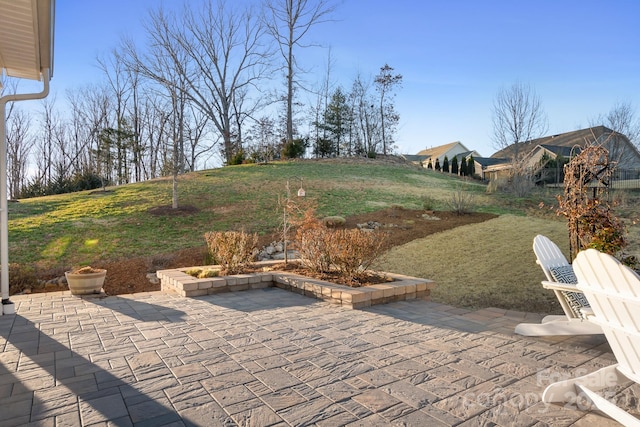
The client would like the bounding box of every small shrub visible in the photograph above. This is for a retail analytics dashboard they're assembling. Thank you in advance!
[8,263,40,295]
[204,230,258,275]
[486,179,507,194]
[322,216,346,227]
[228,150,245,166]
[295,210,387,284]
[295,215,334,273]
[421,195,438,211]
[151,255,174,270]
[331,229,387,282]
[446,186,475,215]
[282,138,308,159]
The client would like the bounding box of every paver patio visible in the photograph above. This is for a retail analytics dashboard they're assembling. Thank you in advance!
[0,288,636,426]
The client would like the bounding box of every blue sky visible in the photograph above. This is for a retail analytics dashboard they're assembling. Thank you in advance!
[49,0,640,158]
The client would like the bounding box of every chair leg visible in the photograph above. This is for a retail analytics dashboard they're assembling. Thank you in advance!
[515,319,602,336]
[543,364,640,425]
[542,364,621,403]
[576,383,640,427]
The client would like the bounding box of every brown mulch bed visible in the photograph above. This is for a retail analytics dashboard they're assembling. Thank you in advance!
[22,207,497,296]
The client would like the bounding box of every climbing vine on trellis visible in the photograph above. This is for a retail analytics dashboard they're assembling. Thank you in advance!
[555,144,626,260]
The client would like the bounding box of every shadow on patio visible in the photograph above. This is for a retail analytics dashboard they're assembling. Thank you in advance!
[0,295,195,426]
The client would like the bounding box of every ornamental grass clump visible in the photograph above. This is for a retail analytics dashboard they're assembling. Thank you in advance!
[185,268,220,279]
[204,230,258,275]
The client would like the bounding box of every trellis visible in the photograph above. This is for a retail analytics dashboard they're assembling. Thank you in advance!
[556,144,626,260]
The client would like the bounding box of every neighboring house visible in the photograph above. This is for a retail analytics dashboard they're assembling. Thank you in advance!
[472,157,510,181]
[411,142,481,169]
[486,126,640,182]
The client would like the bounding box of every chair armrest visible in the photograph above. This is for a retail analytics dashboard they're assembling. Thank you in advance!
[541,280,580,293]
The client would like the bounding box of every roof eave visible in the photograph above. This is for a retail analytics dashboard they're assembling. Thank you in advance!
[0,0,54,82]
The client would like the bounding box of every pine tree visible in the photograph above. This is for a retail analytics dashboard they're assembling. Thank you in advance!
[467,156,475,177]
[451,156,458,175]
[460,157,468,176]
[426,159,433,169]
[435,158,441,171]
[442,156,449,173]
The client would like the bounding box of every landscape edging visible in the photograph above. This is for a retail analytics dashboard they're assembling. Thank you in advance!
[156,260,435,309]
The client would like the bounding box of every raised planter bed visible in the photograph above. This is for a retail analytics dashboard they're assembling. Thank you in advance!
[156,261,435,309]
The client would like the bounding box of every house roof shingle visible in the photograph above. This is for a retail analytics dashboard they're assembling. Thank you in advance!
[491,126,615,159]
[417,141,465,159]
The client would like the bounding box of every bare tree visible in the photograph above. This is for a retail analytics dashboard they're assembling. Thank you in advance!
[590,101,640,168]
[124,1,270,166]
[5,106,32,198]
[602,101,640,144]
[140,94,171,179]
[374,64,402,155]
[308,48,335,157]
[492,82,548,195]
[126,67,147,183]
[67,84,111,173]
[350,73,379,155]
[264,0,336,144]
[97,49,139,185]
[121,7,191,207]
[184,102,213,171]
[246,116,279,162]
[35,97,60,187]
[1,79,30,198]
[492,82,548,152]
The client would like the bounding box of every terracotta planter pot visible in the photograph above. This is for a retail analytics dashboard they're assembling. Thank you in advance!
[65,269,106,295]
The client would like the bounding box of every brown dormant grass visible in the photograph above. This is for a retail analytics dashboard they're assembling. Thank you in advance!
[376,215,569,313]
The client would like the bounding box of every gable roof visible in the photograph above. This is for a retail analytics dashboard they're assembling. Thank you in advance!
[491,126,617,159]
[474,157,509,168]
[417,141,468,159]
[538,144,575,158]
[455,150,476,159]
[402,154,429,163]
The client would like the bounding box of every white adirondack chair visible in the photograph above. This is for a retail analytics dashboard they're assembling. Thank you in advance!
[542,249,640,426]
[514,235,602,336]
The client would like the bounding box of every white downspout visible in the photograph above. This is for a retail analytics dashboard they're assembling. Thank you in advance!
[0,69,50,315]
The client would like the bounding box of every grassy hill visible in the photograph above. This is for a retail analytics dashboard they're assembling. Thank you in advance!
[10,158,519,269]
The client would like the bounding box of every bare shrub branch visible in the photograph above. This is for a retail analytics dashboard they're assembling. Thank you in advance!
[446,185,475,215]
[294,209,387,284]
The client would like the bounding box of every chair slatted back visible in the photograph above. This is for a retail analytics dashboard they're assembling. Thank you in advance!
[534,235,583,319]
[533,234,571,282]
[574,249,640,382]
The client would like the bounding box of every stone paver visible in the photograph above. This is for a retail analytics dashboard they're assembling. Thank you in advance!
[0,288,632,426]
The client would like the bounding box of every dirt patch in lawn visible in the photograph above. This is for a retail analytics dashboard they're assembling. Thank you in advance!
[23,207,496,296]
